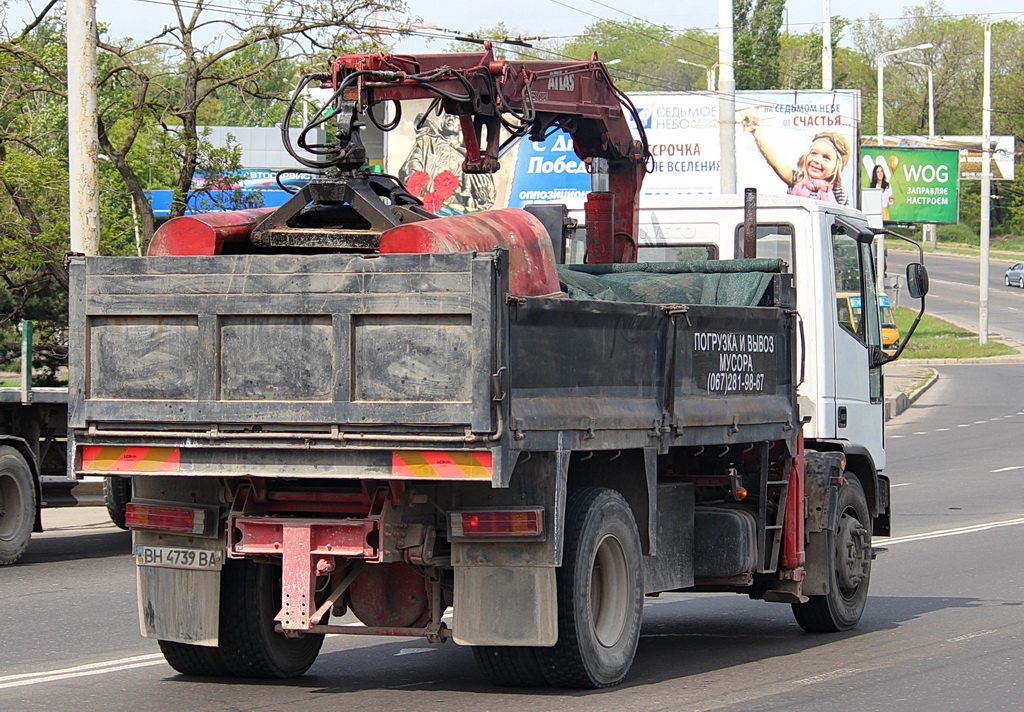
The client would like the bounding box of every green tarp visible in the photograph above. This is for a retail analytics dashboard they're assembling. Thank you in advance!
[557,259,784,307]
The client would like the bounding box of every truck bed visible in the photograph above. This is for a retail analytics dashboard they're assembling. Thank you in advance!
[69,251,797,485]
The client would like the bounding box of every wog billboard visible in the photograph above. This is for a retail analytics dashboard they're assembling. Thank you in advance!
[860,146,960,224]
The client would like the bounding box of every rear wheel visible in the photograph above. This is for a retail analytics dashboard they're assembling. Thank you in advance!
[536,487,643,688]
[218,559,325,678]
[103,476,131,530]
[0,446,36,566]
[472,645,547,687]
[792,477,872,632]
[158,640,230,677]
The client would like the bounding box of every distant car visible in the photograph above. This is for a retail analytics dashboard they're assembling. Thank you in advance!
[1005,262,1024,288]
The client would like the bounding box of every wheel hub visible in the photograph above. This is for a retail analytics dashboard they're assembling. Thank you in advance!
[836,513,870,590]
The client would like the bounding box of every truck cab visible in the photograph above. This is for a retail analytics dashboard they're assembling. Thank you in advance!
[585,194,893,485]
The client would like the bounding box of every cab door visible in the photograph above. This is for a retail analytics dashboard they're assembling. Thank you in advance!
[829,218,885,469]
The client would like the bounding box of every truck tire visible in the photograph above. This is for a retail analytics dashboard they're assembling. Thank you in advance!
[103,476,131,530]
[472,646,547,687]
[218,558,324,678]
[0,446,36,566]
[536,487,643,688]
[792,476,872,632]
[158,640,230,677]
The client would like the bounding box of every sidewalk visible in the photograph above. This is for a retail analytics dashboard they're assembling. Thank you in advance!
[884,361,939,421]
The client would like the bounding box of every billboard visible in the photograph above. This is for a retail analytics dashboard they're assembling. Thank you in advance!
[506,90,860,210]
[860,146,960,224]
[865,135,1015,180]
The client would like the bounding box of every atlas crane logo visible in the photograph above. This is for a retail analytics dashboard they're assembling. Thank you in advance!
[547,73,576,92]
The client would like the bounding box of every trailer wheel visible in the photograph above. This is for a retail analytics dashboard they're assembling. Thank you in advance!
[158,640,230,677]
[472,646,547,687]
[792,476,872,632]
[218,558,324,678]
[103,476,131,530]
[536,487,643,688]
[0,446,36,566]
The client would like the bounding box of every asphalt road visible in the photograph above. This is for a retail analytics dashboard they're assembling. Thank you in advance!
[3,361,1023,711]
[887,249,1024,346]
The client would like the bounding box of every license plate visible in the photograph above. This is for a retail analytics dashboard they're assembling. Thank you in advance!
[135,545,223,570]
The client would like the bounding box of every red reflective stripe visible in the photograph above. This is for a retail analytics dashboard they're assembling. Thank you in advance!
[81,446,181,473]
[391,451,492,479]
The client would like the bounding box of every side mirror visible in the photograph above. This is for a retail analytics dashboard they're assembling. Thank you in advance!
[906,263,929,299]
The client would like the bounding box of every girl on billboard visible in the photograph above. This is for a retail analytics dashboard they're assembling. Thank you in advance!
[741,109,852,205]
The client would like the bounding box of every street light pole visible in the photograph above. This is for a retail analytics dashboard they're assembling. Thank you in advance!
[677,58,716,91]
[718,0,736,195]
[980,20,993,344]
[979,13,1024,344]
[905,60,936,247]
[822,0,832,90]
[874,42,933,296]
[876,43,934,146]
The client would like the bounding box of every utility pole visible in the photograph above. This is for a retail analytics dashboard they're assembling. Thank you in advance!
[718,0,736,194]
[67,0,100,256]
[822,0,832,91]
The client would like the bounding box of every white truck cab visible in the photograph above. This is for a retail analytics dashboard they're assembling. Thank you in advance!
[576,194,892,472]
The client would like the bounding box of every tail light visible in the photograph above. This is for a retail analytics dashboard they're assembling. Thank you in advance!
[449,509,544,538]
[126,502,212,536]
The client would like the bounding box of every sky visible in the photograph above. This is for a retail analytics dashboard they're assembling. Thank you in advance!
[5,0,1022,52]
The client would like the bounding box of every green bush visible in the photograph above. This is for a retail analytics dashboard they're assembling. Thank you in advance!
[936,223,978,245]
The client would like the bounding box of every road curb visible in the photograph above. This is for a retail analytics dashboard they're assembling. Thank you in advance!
[885,368,938,421]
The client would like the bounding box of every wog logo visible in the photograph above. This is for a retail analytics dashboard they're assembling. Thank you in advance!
[903,164,949,183]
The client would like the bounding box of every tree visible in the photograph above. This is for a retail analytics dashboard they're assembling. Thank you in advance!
[561,20,716,92]
[734,0,786,90]
[1,0,407,253]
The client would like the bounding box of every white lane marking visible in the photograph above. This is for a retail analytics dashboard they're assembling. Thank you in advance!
[936,428,950,432]
[958,424,971,428]
[947,630,995,643]
[991,465,1024,473]
[0,654,166,690]
[913,431,927,435]
[891,483,912,488]
[890,434,904,438]
[887,517,1024,545]
[395,648,437,656]
[975,420,987,424]
[793,668,859,686]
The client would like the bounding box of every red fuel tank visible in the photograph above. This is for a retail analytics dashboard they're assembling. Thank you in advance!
[148,208,276,255]
[378,208,561,297]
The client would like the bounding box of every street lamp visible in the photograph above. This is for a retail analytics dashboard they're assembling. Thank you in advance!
[904,60,937,250]
[677,58,716,91]
[979,14,1024,343]
[874,42,932,296]
[876,43,933,146]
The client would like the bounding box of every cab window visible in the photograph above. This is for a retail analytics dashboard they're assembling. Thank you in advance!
[733,223,795,272]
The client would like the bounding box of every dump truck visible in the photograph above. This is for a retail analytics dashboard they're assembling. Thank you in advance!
[0,321,128,565]
[67,48,927,688]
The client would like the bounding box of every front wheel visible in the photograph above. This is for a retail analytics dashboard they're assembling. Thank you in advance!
[0,446,36,566]
[536,487,643,688]
[792,476,872,632]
